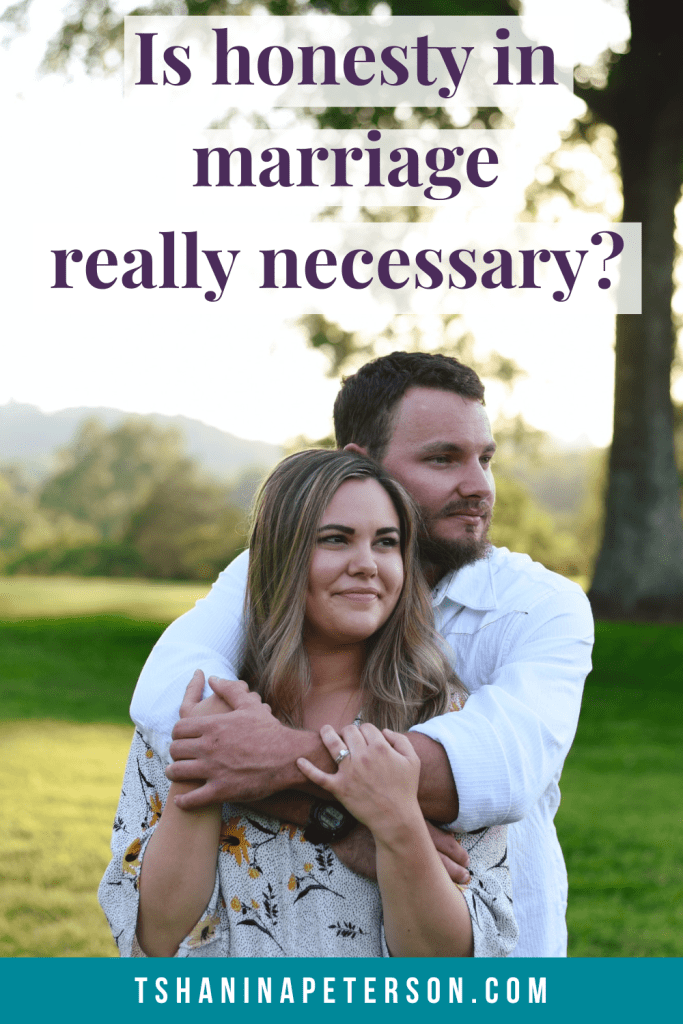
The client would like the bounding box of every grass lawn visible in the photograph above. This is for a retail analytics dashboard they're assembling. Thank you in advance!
[0,575,209,624]
[0,721,130,957]
[0,580,681,957]
[0,616,165,724]
[556,621,683,957]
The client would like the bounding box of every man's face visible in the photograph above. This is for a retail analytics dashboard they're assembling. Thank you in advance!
[379,388,496,575]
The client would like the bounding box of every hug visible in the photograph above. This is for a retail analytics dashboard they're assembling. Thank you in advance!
[99,351,593,958]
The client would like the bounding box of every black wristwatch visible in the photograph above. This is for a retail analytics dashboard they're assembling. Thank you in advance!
[303,799,357,844]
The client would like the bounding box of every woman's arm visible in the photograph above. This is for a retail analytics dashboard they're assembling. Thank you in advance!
[136,782,222,957]
[133,684,240,954]
[374,803,473,957]
[98,723,232,958]
[136,684,240,957]
[298,723,473,958]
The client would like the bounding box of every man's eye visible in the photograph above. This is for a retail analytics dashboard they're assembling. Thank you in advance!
[428,456,449,465]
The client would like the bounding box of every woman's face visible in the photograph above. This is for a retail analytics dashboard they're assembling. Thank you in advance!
[304,477,405,648]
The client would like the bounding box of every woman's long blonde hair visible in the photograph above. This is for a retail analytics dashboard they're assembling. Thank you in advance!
[240,449,464,731]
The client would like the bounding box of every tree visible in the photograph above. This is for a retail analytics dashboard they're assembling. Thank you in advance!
[9,0,683,614]
[23,417,250,580]
[39,418,185,540]
[0,464,99,568]
[574,1,683,618]
[126,460,247,579]
[307,0,683,618]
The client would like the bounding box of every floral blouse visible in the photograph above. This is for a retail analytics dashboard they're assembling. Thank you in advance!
[99,729,518,958]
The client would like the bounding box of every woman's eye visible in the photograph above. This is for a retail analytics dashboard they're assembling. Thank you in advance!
[376,537,399,548]
[319,533,346,545]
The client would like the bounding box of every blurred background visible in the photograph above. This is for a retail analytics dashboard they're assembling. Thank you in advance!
[1,0,681,957]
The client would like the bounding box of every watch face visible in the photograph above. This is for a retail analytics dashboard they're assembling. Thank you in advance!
[318,805,345,830]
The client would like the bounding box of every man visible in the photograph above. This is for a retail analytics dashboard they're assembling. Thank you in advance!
[130,351,594,957]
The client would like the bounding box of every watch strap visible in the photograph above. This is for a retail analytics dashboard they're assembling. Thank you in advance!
[303,799,356,844]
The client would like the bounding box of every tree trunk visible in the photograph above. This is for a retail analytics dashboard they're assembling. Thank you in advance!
[589,89,683,619]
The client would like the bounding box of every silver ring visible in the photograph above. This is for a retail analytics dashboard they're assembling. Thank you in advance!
[334,749,351,765]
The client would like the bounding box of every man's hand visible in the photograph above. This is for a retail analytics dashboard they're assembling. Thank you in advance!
[426,822,470,885]
[177,669,234,720]
[332,821,470,885]
[166,675,331,809]
[330,824,377,878]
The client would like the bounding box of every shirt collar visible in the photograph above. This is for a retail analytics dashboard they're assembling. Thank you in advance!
[431,549,498,612]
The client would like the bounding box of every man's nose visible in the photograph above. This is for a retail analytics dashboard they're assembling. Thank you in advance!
[456,459,493,500]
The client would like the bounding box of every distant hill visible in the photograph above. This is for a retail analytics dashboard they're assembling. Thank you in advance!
[0,401,602,518]
[0,402,283,481]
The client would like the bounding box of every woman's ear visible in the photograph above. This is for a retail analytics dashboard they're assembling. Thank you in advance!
[343,442,369,456]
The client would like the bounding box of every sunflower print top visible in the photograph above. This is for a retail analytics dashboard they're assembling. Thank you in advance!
[98,728,518,958]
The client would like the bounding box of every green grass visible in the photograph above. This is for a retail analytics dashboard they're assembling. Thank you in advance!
[0,616,165,723]
[0,596,681,957]
[557,621,683,957]
[0,721,132,957]
[0,575,209,623]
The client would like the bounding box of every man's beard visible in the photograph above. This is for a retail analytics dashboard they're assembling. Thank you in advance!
[417,500,493,576]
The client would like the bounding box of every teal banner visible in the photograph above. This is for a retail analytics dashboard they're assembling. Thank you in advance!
[2,958,679,1022]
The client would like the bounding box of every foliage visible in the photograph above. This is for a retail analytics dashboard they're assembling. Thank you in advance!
[3,401,604,586]
[299,311,528,383]
[39,418,185,541]
[4,541,148,578]
[125,459,247,579]
[562,447,608,582]
[489,474,582,580]
[0,467,99,568]
[3,417,252,581]
[492,433,609,583]
[7,1,670,599]
[1,0,513,82]
[674,400,683,479]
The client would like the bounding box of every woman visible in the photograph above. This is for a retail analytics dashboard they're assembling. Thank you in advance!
[99,450,517,958]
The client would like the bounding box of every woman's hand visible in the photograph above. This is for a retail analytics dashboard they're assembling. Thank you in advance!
[178,670,256,720]
[301,722,474,958]
[297,723,424,843]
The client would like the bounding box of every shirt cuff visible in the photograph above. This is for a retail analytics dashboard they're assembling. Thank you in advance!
[411,711,513,831]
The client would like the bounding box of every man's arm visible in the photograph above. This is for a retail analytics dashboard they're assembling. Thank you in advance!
[166,585,591,838]
[183,587,590,836]
[412,587,594,831]
[168,676,457,818]
[129,550,250,759]
[408,732,460,821]
[130,546,459,819]
[167,675,471,884]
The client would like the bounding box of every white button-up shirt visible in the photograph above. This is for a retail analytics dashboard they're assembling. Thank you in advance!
[130,545,593,958]
[412,546,594,957]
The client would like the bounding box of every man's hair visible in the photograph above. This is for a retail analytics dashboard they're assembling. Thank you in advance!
[333,351,486,460]
[240,448,464,732]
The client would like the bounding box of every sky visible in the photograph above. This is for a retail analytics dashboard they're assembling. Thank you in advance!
[1,0,655,450]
